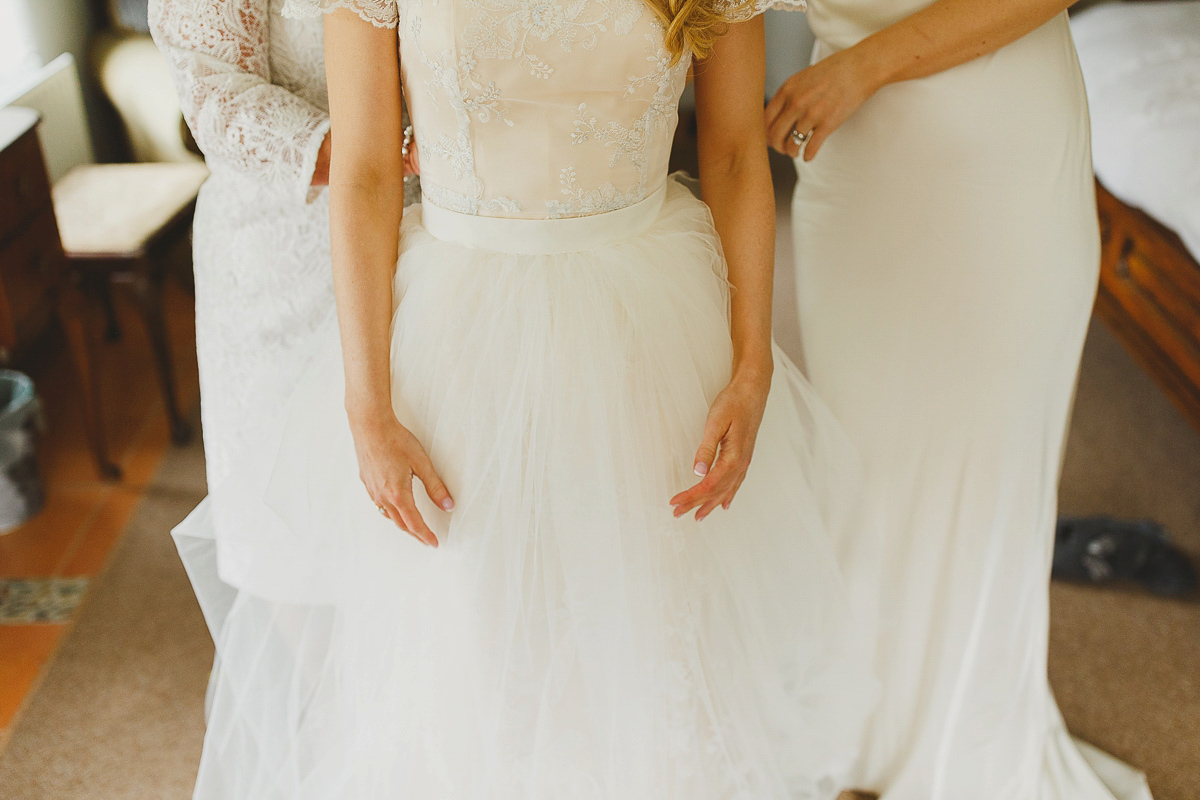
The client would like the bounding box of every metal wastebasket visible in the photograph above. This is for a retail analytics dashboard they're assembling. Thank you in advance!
[0,370,44,533]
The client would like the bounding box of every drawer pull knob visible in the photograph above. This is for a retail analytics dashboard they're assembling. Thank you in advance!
[1115,237,1134,279]
[15,173,35,200]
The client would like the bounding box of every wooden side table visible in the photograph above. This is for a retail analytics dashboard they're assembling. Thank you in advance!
[0,108,63,365]
[0,107,113,477]
[1095,180,1200,434]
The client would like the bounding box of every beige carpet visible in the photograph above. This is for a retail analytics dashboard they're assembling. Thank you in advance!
[1052,321,1200,800]
[0,320,1196,799]
[0,424,211,799]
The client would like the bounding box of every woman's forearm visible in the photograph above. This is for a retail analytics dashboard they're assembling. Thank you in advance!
[694,17,775,379]
[323,10,406,421]
[328,176,404,420]
[700,154,775,378]
[669,19,777,519]
[855,0,1075,89]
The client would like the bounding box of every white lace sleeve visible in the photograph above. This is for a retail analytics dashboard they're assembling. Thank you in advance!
[281,0,400,28]
[721,0,806,22]
[149,0,333,204]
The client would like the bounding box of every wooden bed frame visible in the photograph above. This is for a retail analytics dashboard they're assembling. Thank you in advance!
[1094,179,1200,432]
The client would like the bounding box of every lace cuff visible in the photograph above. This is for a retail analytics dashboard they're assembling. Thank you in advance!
[300,115,334,205]
[281,0,400,28]
[721,0,806,22]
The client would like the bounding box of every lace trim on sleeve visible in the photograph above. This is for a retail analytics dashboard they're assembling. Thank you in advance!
[281,0,400,28]
[149,0,334,201]
[720,0,806,22]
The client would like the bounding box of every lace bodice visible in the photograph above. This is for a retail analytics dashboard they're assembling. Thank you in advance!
[286,0,799,218]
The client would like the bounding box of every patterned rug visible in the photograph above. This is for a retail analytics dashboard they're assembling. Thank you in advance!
[0,579,89,624]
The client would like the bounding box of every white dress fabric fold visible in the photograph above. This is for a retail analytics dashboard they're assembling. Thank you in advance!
[791,7,1153,800]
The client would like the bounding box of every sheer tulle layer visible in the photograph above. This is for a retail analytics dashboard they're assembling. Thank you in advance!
[175,179,874,799]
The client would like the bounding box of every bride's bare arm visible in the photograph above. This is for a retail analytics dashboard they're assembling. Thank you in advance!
[670,18,774,522]
[765,0,1077,159]
[325,10,452,545]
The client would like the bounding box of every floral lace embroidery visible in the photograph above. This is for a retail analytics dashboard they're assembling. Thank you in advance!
[718,0,806,20]
[423,181,522,215]
[408,0,685,217]
[461,0,642,79]
[546,167,642,218]
[413,35,523,214]
[553,32,686,214]
[281,0,399,27]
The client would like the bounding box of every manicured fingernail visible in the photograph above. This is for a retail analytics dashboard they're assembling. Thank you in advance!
[441,498,454,511]
[694,462,708,477]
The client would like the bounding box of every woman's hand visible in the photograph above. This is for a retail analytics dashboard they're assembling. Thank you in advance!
[402,130,420,177]
[670,366,772,522]
[764,48,881,161]
[312,132,419,186]
[349,409,453,547]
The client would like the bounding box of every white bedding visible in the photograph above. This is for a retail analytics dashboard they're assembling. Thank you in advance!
[1072,1,1200,262]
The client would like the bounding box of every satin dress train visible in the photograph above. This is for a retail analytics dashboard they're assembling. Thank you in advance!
[792,10,1153,800]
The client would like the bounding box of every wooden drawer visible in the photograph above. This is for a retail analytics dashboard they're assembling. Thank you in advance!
[0,128,53,245]
[0,208,62,358]
[1096,181,1200,430]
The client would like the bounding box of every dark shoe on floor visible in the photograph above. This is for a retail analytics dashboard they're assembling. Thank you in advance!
[1054,516,1197,597]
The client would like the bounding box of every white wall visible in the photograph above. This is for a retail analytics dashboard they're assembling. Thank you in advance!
[21,0,118,157]
[679,11,816,110]
[26,0,94,72]
[763,13,816,363]
[764,10,815,96]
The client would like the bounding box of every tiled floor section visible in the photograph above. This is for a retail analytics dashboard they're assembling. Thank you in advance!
[0,281,199,747]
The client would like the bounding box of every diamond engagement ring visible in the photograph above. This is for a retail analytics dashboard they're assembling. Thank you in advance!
[791,129,812,147]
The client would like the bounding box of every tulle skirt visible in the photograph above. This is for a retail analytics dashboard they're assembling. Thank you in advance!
[174,177,876,800]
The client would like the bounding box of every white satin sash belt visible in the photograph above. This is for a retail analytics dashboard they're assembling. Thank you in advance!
[419,182,668,255]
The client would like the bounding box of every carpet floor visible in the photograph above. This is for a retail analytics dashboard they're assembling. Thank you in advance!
[0,426,211,799]
[0,320,1195,799]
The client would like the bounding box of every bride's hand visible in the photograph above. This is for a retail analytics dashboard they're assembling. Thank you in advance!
[349,410,453,547]
[670,368,772,522]
[764,47,880,161]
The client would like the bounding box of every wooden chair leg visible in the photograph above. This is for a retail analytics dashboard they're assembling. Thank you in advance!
[176,230,196,299]
[98,280,122,342]
[57,286,120,480]
[126,265,192,445]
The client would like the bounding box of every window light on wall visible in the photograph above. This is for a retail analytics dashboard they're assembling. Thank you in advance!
[0,0,42,92]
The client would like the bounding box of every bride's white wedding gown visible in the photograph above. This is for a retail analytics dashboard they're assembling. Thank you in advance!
[172,0,875,797]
